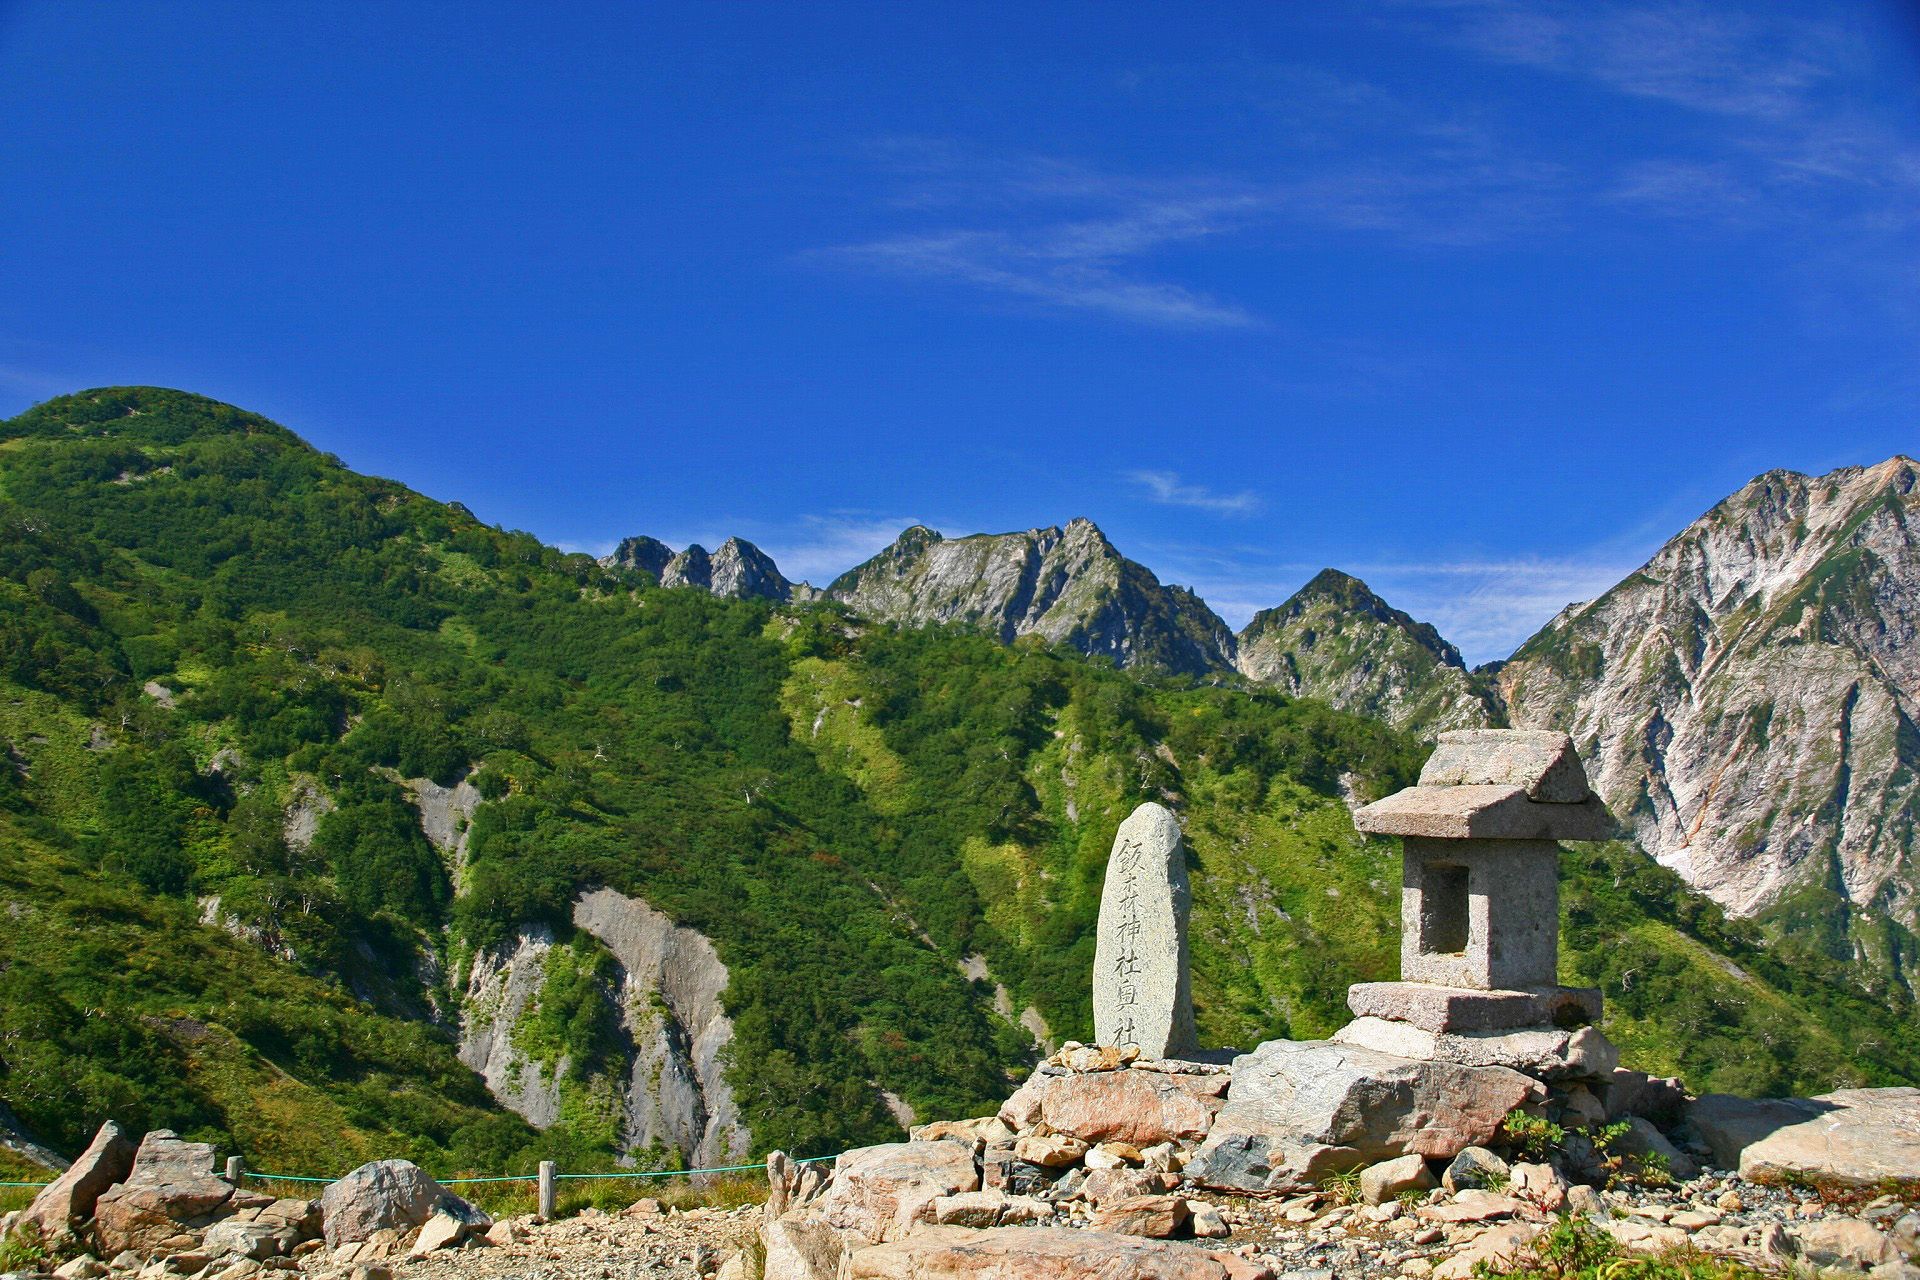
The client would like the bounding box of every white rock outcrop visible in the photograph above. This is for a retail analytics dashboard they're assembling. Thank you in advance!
[457,890,747,1166]
[1499,457,1920,951]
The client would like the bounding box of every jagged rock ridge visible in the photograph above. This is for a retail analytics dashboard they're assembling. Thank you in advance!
[601,535,816,603]
[1235,569,1501,734]
[826,518,1238,678]
[1498,457,1920,978]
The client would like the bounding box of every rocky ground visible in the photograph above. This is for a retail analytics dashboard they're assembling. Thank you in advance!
[7,1149,1919,1280]
[6,1048,1918,1280]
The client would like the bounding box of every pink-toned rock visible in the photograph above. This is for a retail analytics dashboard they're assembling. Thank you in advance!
[1507,1163,1569,1212]
[845,1226,1274,1279]
[1014,1134,1088,1168]
[910,1118,1014,1152]
[1080,1168,1172,1205]
[1433,1223,1543,1280]
[812,1142,980,1242]
[1090,1195,1191,1238]
[93,1131,245,1255]
[1013,1069,1226,1147]
[21,1121,137,1240]
[1418,1191,1524,1224]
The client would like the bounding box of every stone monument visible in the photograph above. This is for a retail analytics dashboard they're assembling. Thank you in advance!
[1093,801,1197,1060]
[1339,729,1622,1078]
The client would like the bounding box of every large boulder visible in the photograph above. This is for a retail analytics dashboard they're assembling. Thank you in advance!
[763,1141,981,1280]
[845,1226,1274,1279]
[811,1142,980,1243]
[318,1160,481,1248]
[997,1067,1226,1147]
[93,1131,257,1255]
[1689,1089,1920,1184]
[1185,1039,1542,1193]
[20,1122,137,1240]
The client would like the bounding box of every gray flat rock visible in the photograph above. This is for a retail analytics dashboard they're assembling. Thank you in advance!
[1331,1016,1619,1079]
[1689,1088,1920,1184]
[1419,730,1592,803]
[1185,1039,1543,1193]
[1354,785,1618,841]
[1346,982,1602,1033]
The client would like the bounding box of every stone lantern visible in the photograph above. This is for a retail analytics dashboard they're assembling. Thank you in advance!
[1340,729,1622,1078]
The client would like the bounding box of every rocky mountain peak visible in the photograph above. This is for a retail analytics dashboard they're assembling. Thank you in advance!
[1499,454,1920,991]
[828,518,1237,677]
[605,535,674,580]
[1235,569,1499,734]
[601,535,813,603]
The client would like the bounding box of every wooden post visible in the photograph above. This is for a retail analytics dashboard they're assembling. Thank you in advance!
[537,1160,556,1221]
[225,1156,244,1186]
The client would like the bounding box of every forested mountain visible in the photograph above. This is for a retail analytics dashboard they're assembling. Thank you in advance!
[0,388,1914,1180]
[1234,569,1500,734]
[1500,457,1920,1005]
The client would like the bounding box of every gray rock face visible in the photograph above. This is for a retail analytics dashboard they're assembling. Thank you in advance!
[457,890,747,1167]
[0,1100,68,1177]
[457,924,565,1130]
[1498,456,1920,981]
[828,520,1237,678]
[571,887,747,1167]
[1093,804,1196,1060]
[1185,1039,1542,1192]
[1235,570,1500,733]
[405,771,480,877]
[605,535,674,580]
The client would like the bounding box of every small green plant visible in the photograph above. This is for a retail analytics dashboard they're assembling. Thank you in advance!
[1321,1167,1364,1206]
[1630,1152,1675,1189]
[0,1224,49,1273]
[1501,1113,1567,1162]
[1397,1188,1428,1209]
[1588,1121,1631,1156]
[1475,1212,1773,1280]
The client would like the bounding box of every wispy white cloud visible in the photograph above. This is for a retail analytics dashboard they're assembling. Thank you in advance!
[812,185,1267,329]
[1127,470,1262,516]
[756,513,926,584]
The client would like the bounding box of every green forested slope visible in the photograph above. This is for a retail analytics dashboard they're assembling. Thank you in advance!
[0,388,1913,1174]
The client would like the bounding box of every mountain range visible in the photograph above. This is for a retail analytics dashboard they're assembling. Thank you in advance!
[607,456,1920,1002]
[0,386,1912,1184]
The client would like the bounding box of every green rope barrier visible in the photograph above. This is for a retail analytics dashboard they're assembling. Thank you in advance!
[0,1180,53,1187]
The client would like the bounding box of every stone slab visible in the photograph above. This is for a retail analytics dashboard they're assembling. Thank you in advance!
[1689,1088,1920,1184]
[1418,730,1592,804]
[1332,1016,1619,1079]
[1346,982,1601,1033]
[845,1225,1274,1279]
[1093,803,1196,1060]
[1354,785,1617,842]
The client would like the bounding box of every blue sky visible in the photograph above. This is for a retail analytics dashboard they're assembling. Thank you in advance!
[3,2,1916,663]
